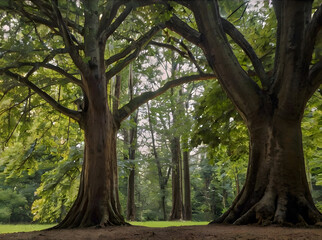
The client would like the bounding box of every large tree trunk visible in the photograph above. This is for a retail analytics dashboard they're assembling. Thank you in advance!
[55,105,126,228]
[169,137,183,220]
[214,111,322,225]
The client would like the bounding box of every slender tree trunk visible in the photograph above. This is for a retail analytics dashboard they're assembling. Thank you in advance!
[182,141,192,220]
[235,169,240,196]
[125,64,137,221]
[147,103,167,220]
[127,161,135,221]
[169,136,183,220]
[214,113,322,225]
[126,112,138,221]
[305,157,313,193]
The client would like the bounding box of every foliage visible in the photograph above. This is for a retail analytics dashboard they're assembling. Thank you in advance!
[0,188,28,223]
[302,90,322,211]
[0,0,320,225]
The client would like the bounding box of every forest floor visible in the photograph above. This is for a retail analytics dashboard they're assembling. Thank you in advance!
[0,224,322,240]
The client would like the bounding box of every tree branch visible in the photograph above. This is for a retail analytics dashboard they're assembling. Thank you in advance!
[0,47,83,87]
[150,41,187,58]
[106,48,141,80]
[50,0,88,73]
[0,83,22,102]
[3,70,81,122]
[113,75,121,113]
[165,13,267,87]
[117,73,215,122]
[304,4,322,60]
[165,14,202,47]
[170,37,204,73]
[15,62,83,87]
[99,3,133,43]
[221,18,269,89]
[307,61,322,100]
[105,24,165,79]
[0,92,34,116]
[307,4,322,43]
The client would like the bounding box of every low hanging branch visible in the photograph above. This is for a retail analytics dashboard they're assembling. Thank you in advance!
[116,73,216,122]
[15,62,83,87]
[3,70,81,122]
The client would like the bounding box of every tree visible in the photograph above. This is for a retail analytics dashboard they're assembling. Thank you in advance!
[0,0,214,228]
[146,101,171,220]
[123,65,138,221]
[0,188,28,223]
[165,0,322,225]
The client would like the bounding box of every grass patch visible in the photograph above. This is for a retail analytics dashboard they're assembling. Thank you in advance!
[0,224,55,234]
[0,221,208,233]
[131,221,209,228]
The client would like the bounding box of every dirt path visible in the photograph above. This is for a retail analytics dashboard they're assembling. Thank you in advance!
[0,224,321,240]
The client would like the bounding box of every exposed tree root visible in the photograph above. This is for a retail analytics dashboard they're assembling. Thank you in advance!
[52,191,128,229]
[212,190,322,227]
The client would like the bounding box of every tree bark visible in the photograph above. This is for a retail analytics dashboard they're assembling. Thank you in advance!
[169,136,183,220]
[126,112,138,221]
[182,141,192,220]
[126,155,136,221]
[214,112,322,225]
[55,106,126,228]
[235,170,240,196]
[126,64,137,221]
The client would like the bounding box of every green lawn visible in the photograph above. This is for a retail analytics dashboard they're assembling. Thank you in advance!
[0,221,208,234]
[0,224,55,234]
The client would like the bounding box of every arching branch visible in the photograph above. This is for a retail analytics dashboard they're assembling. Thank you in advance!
[165,14,267,88]
[0,47,83,87]
[14,63,82,87]
[116,73,216,122]
[50,0,88,73]
[221,18,268,89]
[99,2,133,43]
[3,70,81,122]
[105,24,165,79]
[150,41,187,58]
[165,15,202,47]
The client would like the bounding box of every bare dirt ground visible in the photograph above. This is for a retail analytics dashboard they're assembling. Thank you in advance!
[0,224,322,240]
